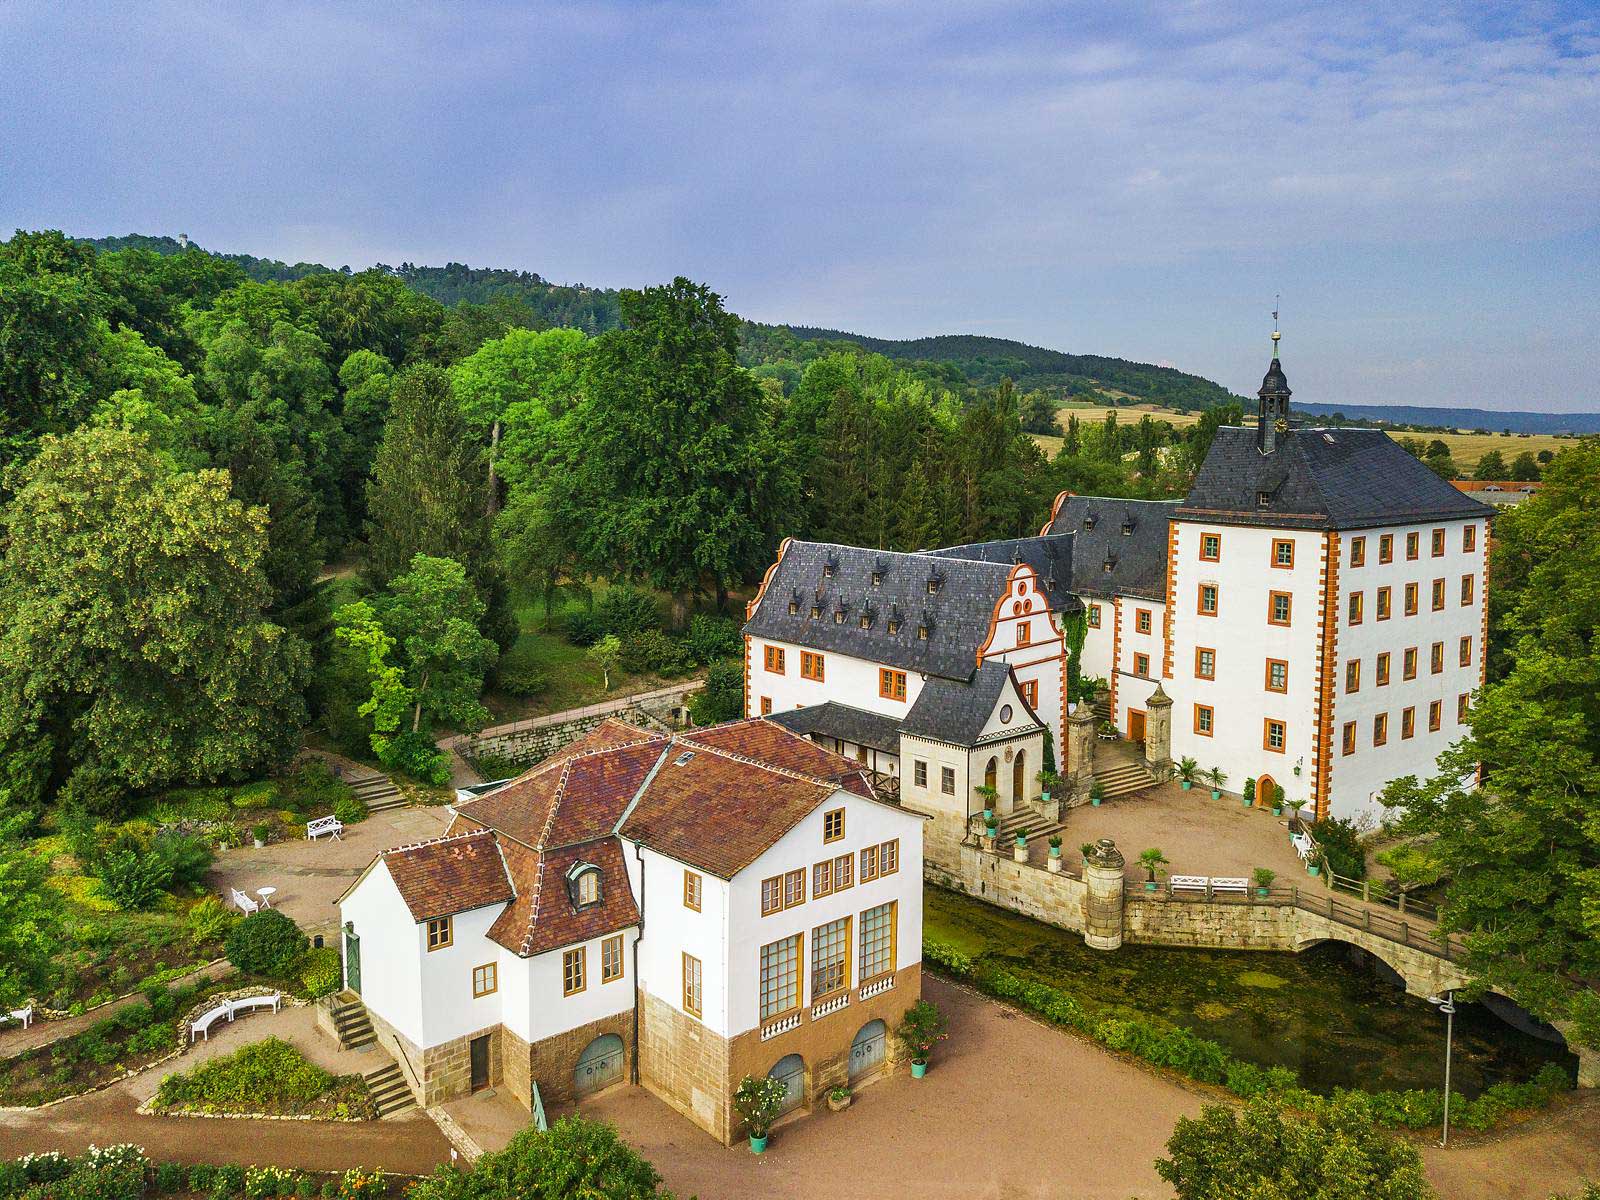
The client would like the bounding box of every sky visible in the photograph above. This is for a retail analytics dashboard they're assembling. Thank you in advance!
[2,1,1597,410]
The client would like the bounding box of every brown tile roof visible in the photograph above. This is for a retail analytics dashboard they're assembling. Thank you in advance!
[486,836,640,956]
[381,830,514,922]
[681,719,877,799]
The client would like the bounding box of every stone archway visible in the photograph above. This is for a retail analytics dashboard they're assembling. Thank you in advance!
[574,1033,625,1097]
[1012,750,1026,807]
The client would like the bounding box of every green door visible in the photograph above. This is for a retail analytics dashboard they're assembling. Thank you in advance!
[344,924,361,995]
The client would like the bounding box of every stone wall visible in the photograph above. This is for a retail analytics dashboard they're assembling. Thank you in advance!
[443,682,703,768]
[526,1010,636,1109]
[639,989,734,1142]
[1124,892,1297,950]
[421,1023,502,1105]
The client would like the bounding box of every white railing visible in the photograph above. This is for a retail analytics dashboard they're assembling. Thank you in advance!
[859,976,895,1001]
[811,993,850,1020]
[760,1012,802,1041]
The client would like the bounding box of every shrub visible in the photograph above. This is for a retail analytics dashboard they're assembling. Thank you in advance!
[95,843,171,910]
[149,832,215,891]
[331,794,369,826]
[374,731,450,785]
[684,614,741,664]
[895,999,949,1063]
[406,1119,669,1199]
[563,610,604,646]
[225,909,307,976]
[1310,817,1367,880]
[245,1165,299,1199]
[184,895,239,947]
[333,1168,386,1200]
[214,1164,247,1198]
[188,1164,218,1193]
[595,586,662,637]
[298,946,343,999]
[492,649,546,698]
[619,630,690,676]
[230,782,279,810]
[688,659,745,726]
[154,1162,187,1194]
[154,1038,334,1112]
[732,1075,789,1141]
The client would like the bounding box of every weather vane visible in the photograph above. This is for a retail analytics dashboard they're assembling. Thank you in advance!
[1272,294,1281,349]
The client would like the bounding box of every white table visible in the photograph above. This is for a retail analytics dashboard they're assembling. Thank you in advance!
[256,886,278,909]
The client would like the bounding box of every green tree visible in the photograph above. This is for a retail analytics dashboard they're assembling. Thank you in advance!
[0,248,102,474]
[1510,450,1541,481]
[336,349,395,524]
[1474,449,1508,480]
[0,428,308,796]
[0,831,60,1010]
[87,323,208,468]
[1156,1094,1434,1200]
[689,658,746,726]
[406,1117,676,1200]
[550,278,792,623]
[495,488,576,631]
[588,635,622,692]
[451,326,588,498]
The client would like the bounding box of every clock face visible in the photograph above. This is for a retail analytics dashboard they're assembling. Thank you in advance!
[1275,418,1289,433]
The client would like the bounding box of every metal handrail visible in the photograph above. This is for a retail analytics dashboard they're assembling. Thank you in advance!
[531,1080,549,1133]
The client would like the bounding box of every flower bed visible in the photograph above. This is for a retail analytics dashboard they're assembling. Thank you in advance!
[151,1038,376,1121]
[0,1145,399,1199]
[923,938,1572,1134]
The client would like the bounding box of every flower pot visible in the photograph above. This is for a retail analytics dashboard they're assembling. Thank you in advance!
[1211,789,1221,800]
[1272,806,1282,817]
[1180,781,1192,791]
[253,838,265,849]
[982,808,994,824]
[1091,796,1102,806]
[1307,864,1321,877]
[1256,887,1270,898]
[911,1060,927,1079]
[1144,880,1158,892]
[749,1135,768,1154]
[828,1093,851,1112]
[1240,795,1250,806]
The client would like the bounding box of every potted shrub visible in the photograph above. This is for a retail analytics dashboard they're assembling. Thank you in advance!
[1253,867,1276,898]
[734,1074,788,1153]
[975,784,998,825]
[1207,766,1227,801]
[251,824,270,849]
[1177,757,1198,791]
[1275,783,1290,820]
[1047,835,1063,873]
[1013,830,1028,863]
[1090,780,1105,807]
[1036,768,1064,805]
[896,999,948,1078]
[827,1085,851,1113]
[1308,850,1323,878]
[1243,777,1256,807]
[1138,847,1169,892]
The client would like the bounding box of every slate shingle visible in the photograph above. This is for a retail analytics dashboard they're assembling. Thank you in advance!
[1046,496,1178,600]
[926,535,1079,613]
[900,660,1040,746]
[767,702,905,754]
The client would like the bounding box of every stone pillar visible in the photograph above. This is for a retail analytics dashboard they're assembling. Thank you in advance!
[1065,702,1097,804]
[1143,683,1173,780]
[1081,838,1126,951]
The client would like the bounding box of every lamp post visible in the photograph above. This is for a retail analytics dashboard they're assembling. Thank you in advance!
[1427,991,1456,1146]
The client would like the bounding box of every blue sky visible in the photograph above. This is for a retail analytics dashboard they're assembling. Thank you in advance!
[2,1,1597,409]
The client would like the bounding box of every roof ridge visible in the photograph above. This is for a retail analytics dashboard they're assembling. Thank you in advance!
[381,828,492,858]
[533,760,573,852]
[686,727,852,795]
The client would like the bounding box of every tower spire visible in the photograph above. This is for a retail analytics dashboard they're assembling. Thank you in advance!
[1256,297,1291,455]
[1271,294,1281,360]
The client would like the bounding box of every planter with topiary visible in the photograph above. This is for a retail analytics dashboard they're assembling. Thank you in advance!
[1138,847,1169,892]
[1090,780,1105,807]
[975,785,998,827]
[1177,757,1198,791]
[1047,835,1063,873]
[1272,783,1286,817]
[251,824,271,849]
[1206,766,1227,801]
[734,1074,788,1153]
[897,999,949,1078]
[1243,777,1256,809]
[1253,867,1276,898]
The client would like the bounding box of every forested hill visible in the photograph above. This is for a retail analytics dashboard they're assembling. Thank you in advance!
[80,234,1239,406]
[1291,401,1600,436]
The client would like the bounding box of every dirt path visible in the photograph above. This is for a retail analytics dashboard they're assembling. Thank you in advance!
[1421,1092,1600,1199]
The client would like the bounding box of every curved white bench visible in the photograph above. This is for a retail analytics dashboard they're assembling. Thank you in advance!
[189,1004,232,1043]
[229,992,281,1018]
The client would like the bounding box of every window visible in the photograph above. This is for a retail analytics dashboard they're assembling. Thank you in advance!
[1136,608,1152,634]
[1401,707,1415,740]
[1463,525,1477,553]
[1265,658,1288,692]
[1429,700,1442,731]
[426,916,453,951]
[880,839,899,875]
[1431,642,1444,674]
[913,760,927,788]
[1268,591,1292,626]
[764,645,785,674]
[759,935,802,1020]
[1373,713,1388,747]
[1403,647,1418,680]
[472,963,497,998]
[682,953,702,1017]
[1376,652,1391,686]
[1133,652,1150,677]
[563,947,586,995]
[1195,647,1216,680]
[800,651,825,681]
[1431,528,1445,557]
[832,852,854,891]
[940,766,955,795]
[1257,489,1272,508]
[1460,574,1474,606]
[1087,603,1101,628]
[1194,704,1214,736]
[1264,719,1286,753]
[1198,583,1219,615]
[1458,692,1470,723]
[574,868,600,908]
[1406,531,1420,560]
[1342,721,1356,756]
[783,868,806,909]
[860,902,896,984]
[1348,592,1363,625]
[860,843,879,882]
[1404,583,1418,616]
[1376,586,1391,620]
[761,875,782,916]
[1459,636,1472,667]
[603,934,624,983]
[1379,534,1394,563]
[812,859,833,899]
[1200,532,1221,562]
[879,668,907,701]
[1017,621,1031,646]
[1350,536,1366,567]
[1345,659,1360,693]
[1431,579,1445,611]
[811,917,850,1003]
[683,870,702,912]
[1272,539,1295,568]
[760,696,773,716]
[823,808,845,843]
[1022,680,1039,708]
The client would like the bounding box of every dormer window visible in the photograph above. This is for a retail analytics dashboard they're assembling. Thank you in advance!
[833,609,846,624]
[823,553,838,578]
[926,570,943,595]
[787,590,801,616]
[871,558,887,587]
[1122,519,1136,535]
[810,605,821,619]
[859,607,875,630]
[1256,490,1272,508]
[1083,514,1097,531]
[566,863,602,910]
[887,617,901,636]
[917,624,929,640]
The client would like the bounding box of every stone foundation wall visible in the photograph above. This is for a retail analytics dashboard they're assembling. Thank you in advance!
[502,1025,532,1109]
[363,1008,427,1105]
[939,843,1088,935]
[443,683,702,768]
[526,1010,636,1109]
[421,1024,502,1105]
[1124,894,1297,950]
[639,990,734,1142]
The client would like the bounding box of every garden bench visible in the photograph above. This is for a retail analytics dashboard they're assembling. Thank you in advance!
[189,1003,232,1042]
[1211,877,1249,895]
[1169,875,1208,893]
[1290,833,1313,860]
[228,992,281,1018]
[230,888,260,915]
[307,815,344,841]
[5,1005,32,1029]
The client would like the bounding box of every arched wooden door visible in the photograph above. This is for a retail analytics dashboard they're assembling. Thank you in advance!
[1012,750,1026,805]
[849,1020,887,1081]
[768,1053,806,1115]
[1257,774,1277,811]
[575,1034,625,1097]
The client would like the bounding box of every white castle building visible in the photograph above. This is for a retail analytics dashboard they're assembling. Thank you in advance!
[744,338,1491,834]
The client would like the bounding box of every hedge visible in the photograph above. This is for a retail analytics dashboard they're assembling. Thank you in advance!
[0,1147,394,1200]
[922,937,1571,1133]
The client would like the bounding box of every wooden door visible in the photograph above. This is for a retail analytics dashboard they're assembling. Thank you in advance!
[1129,709,1147,745]
[469,1035,490,1093]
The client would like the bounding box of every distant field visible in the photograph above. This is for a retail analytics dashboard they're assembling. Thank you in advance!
[1033,401,1573,471]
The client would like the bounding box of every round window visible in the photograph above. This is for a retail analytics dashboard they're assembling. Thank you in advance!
[999,704,1014,724]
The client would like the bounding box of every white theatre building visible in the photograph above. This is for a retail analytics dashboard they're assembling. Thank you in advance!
[338,718,924,1143]
[745,337,1492,827]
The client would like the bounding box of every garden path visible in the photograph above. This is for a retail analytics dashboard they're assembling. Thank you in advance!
[0,960,233,1061]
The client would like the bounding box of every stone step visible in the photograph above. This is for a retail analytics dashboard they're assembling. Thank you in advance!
[364,1063,415,1116]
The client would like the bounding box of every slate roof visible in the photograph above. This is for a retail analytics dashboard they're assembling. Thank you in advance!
[743,540,1013,681]
[1179,427,1496,531]
[380,830,514,922]
[926,535,1079,613]
[900,660,1041,747]
[768,702,905,755]
[1045,496,1178,600]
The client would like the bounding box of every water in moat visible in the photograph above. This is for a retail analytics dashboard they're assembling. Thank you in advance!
[926,886,1577,1097]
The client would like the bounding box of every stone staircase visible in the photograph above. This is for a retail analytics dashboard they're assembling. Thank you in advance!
[1092,756,1158,800]
[364,1061,416,1117]
[330,992,376,1051]
[1092,694,1111,723]
[349,771,405,813]
[995,806,1065,845]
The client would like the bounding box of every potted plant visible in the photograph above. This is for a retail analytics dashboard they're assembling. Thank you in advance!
[1090,780,1105,807]
[1253,867,1276,898]
[734,1074,788,1153]
[1243,777,1256,808]
[897,999,948,1078]
[1138,847,1169,892]
[1308,851,1323,878]
[1207,766,1227,801]
[1275,784,1290,820]
[251,824,270,849]
[1177,757,1199,791]
[975,784,998,825]
[1013,830,1028,863]
[827,1085,851,1113]
[1047,835,1063,873]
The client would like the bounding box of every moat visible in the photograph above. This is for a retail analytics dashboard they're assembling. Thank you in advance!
[925,886,1576,1097]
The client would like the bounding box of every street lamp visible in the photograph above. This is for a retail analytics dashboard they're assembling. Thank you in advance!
[1427,991,1456,1146]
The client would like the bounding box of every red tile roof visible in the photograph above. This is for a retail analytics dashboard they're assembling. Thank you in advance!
[454,737,663,849]
[682,719,877,799]
[380,830,514,922]
[486,836,640,957]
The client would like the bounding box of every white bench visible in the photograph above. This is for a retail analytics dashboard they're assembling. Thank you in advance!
[1169,875,1209,893]
[189,1003,232,1043]
[230,888,260,915]
[229,992,281,1018]
[1290,833,1314,860]
[307,815,343,841]
[1211,877,1249,895]
[6,1005,32,1030]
